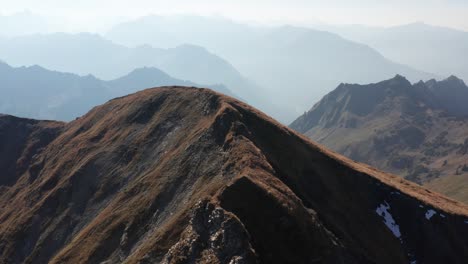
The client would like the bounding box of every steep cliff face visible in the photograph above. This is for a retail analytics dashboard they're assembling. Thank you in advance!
[291,76,468,203]
[1,87,467,264]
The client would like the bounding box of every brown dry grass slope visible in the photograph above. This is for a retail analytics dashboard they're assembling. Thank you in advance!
[0,87,467,264]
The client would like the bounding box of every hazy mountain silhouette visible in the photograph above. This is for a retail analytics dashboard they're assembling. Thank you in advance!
[0,62,234,120]
[0,33,245,83]
[323,22,468,82]
[0,32,285,121]
[106,15,436,119]
[425,75,468,115]
[1,87,467,263]
[290,75,468,202]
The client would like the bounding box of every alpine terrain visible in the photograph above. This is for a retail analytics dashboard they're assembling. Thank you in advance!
[291,75,468,203]
[0,87,467,263]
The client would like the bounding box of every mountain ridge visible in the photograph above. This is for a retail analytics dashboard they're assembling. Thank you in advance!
[1,87,467,263]
[291,75,468,203]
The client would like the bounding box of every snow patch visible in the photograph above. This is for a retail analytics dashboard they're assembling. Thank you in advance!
[465,220,468,224]
[440,213,446,218]
[376,201,401,238]
[419,205,424,208]
[425,210,436,220]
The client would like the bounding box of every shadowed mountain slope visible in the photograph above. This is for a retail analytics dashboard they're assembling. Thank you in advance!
[291,75,468,203]
[1,87,467,263]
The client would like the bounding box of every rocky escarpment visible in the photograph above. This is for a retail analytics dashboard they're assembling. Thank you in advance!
[291,75,468,203]
[0,87,467,264]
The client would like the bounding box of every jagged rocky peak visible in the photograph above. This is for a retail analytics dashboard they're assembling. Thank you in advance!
[1,87,468,263]
[445,75,466,84]
[425,75,467,90]
[392,74,410,82]
[291,75,468,135]
[291,75,424,132]
[290,75,468,204]
[425,75,468,116]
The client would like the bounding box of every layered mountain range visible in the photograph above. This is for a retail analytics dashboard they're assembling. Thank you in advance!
[106,15,436,120]
[5,14,468,123]
[324,22,468,82]
[0,87,467,263]
[0,62,233,120]
[0,33,284,122]
[291,75,468,203]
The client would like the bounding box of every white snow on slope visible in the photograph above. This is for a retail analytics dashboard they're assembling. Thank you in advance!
[425,209,436,220]
[376,201,401,238]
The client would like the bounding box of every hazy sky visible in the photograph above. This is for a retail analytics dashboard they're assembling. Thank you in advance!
[2,0,468,31]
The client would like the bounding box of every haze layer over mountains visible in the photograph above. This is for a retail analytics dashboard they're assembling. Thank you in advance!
[322,22,468,82]
[105,15,436,119]
[0,62,233,120]
[2,7,468,263]
[1,13,457,122]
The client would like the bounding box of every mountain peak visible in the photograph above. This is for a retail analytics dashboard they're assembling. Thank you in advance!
[290,76,422,132]
[445,75,466,85]
[390,74,411,84]
[126,66,168,77]
[425,75,468,116]
[291,74,468,207]
[393,74,407,79]
[2,87,467,263]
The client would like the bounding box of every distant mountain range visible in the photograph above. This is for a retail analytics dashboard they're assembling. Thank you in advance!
[0,32,247,84]
[0,32,285,121]
[290,75,468,203]
[4,15,467,124]
[0,33,256,95]
[323,22,468,82]
[1,16,449,123]
[1,87,467,263]
[106,15,436,120]
[0,62,234,120]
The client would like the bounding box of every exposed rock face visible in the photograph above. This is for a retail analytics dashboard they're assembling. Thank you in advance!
[1,87,468,264]
[161,200,256,264]
[290,75,468,203]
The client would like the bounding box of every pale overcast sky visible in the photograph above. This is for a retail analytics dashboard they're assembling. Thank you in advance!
[2,0,468,31]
